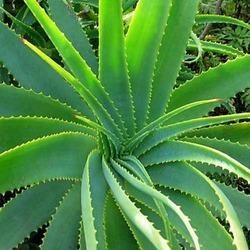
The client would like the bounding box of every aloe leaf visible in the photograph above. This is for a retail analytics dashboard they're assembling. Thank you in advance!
[0,117,95,153]
[47,0,98,73]
[23,40,122,140]
[117,157,175,247]
[148,163,248,250]
[195,14,250,30]
[148,0,200,122]
[42,183,81,249]
[140,140,250,182]
[182,136,250,169]
[0,84,81,122]
[102,158,170,250]
[125,0,172,129]
[0,132,96,193]
[125,99,221,151]
[127,182,235,250]
[81,150,109,250]
[134,112,250,156]
[24,0,125,133]
[99,0,135,137]
[216,182,250,228]
[133,201,182,250]
[0,181,72,249]
[183,122,250,146]
[23,0,96,84]
[166,55,250,123]
[160,188,236,250]
[0,22,90,116]
[104,193,138,250]
[188,40,245,57]
[111,160,200,250]
[0,7,46,46]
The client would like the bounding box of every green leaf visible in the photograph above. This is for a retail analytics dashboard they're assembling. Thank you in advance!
[183,122,250,147]
[125,99,221,152]
[216,182,250,228]
[0,117,95,153]
[23,40,122,141]
[148,0,200,122]
[125,0,172,129]
[81,150,108,250]
[0,181,72,249]
[140,140,250,182]
[134,113,250,157]
[0,132,96,193]
[160,188,236,250]
[42,183,81,250]
[0,22,90,116]
[102,158,170,250]
[148,162,223,213]
[166,55,250,123]
[0,84,80,122]
[188,40,245,57]
[195,14,250,30]
[104,193,138,250]
[181,136,250,170]
[148,163,248,250]
[0,7,46,47]
[47,0,98,73]
[24,0,125,133]
[99,0,135,137]
[111,160,200,250]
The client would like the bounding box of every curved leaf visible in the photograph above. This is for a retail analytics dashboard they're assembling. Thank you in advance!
[0,132,96,193]
[140,140,250,182]
[0,22,90,116]
[166,55,250,123]
[102,158,170,250]
[0,117,95,153]
[47,0,98,73]
[42,183,81,250]
[0,84,80,122]
[81,150,108,250]
[0,181,72,249]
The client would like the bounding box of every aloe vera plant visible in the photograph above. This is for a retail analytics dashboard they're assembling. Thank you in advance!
[0,0,250,249]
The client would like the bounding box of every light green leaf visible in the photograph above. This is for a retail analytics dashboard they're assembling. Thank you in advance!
[104,193,138,250]
[166,55,250,123]
[81,150,108,250]
[47,0,98,73]
[99,0,135,137]
[102,158,170,250]
[111,160,200,250]
[195,14,250,30]
[126,0,172,129]
[148,0,200,121]
[183,122,250,146]
[134,113,250,157]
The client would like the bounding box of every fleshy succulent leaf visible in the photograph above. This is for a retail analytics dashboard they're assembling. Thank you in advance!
[0,181,73,249]
[42,183,82,250]
[125,0,172,129]
[0,132,96,193]
[148,0,200,121]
